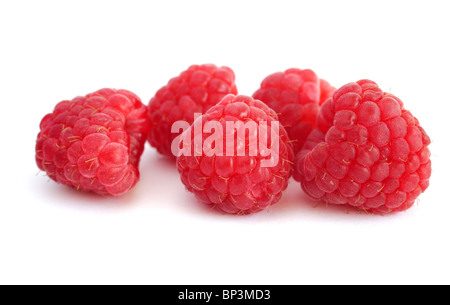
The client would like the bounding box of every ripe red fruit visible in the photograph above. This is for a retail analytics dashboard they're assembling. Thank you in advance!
[147,64,237,157]
[294,80,431,214]
[35,88,149,196]
[253,68,335,153]
[176,95,294,215]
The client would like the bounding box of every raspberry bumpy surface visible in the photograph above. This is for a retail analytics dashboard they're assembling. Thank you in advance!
[253,68,335,154]
[176,95,294,215]
[148,64,237,157]
[294,80,431,214]
[35,88,149,196]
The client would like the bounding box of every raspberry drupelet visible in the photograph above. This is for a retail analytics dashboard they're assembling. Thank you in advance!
[148,64,237,157]
[35,88,149,196]
[253,68,335,154]
[176,95,294,215]
[294,80,431,214]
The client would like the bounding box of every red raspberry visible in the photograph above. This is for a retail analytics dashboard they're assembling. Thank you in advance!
[319,79,335,106]
[294,80,431,214]
[148,64,237,157]
[176,95,294,215]
[253,68,335,153]
[35,88,149,196]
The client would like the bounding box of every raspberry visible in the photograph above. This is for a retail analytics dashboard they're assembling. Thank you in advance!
[176,95,294,215]
[35,88,150,196]
[294,80,431,214]
[148,64,238,157]
[253,68,335,153]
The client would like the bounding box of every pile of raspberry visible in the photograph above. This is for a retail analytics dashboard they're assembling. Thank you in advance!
[35,64,431,215]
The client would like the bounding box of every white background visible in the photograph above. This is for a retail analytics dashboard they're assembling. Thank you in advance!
[1,0,449,284]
